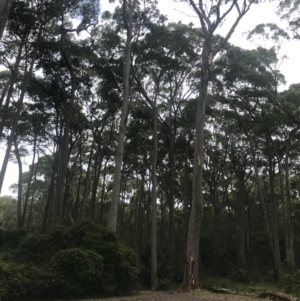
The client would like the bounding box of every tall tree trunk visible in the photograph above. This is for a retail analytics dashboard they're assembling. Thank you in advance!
[99,158,108,225]
[266,135,281,278]
[41,152,59,233]
[284,140,295,268]
[22,136,37,227]
[81,138,95,218]
[0,0,13,39]
[182,0,255,289]
[53,30,76,225]
[108,0,138,232]
[90,151,103,218]
[151,100,158,290]
[183,43,209,290]
[168,131,175,267]
[27,156,39,230]
[236,172,246,269]
[0,27,41,193]
[14,137,22,231]
[0,41,23,139]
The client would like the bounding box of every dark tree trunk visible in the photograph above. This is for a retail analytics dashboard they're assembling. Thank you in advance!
[53,31,76,225]
[22,136,37,228]
[14,137,22,231]
[27,157,39,230]
[41,152,59,233]
[0,27,41,193]
[284,140,295,268]
[266,135,281,279]
[236,174,246,269]
[81,138,95,218]
[151,101,158,290]
[0,0,13,39]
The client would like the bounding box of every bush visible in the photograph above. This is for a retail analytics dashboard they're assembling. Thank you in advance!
[51,248,104,298]
[280,270,300,297]
[0,229,27,250]
[1,220,140,300]
[16,226,70,264]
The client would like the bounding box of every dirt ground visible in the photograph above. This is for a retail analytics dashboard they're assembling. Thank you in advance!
[84,289,263,301]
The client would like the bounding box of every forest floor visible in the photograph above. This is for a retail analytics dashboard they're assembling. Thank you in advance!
[73,289,269,301]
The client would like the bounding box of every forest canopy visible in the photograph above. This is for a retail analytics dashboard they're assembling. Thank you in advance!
[0,0,300,299]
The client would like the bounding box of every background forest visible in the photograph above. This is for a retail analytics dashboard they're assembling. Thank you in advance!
[1,0,300,300]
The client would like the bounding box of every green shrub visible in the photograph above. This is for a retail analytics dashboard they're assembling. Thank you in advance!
[50,248,104,298]
[1,220,140,300]
[0,229,27,250]
[16,226,70,263]
[280,270,300,297]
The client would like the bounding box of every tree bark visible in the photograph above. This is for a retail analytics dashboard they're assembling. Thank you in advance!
[14,137,22,231]
[108,0,138,232]
[81,137,95,218]
[0,0,13,39]
[284,140,295,268]
[53,30,76,225]
[182,0,255,289]
[22,136,37,228]
[151,98,158,290]
[266,135,281,278]
[183,42,209,290]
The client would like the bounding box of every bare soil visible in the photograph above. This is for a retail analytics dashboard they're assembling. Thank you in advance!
[78,289,263,301]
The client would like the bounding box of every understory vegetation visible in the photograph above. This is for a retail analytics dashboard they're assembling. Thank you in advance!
[0,220,140,300]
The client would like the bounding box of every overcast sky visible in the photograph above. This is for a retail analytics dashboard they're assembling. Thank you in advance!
[1,0,299,196]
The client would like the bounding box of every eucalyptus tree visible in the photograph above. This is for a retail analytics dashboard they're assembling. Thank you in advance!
[132,19,201,286]
[179,0,260,289]
[108,0,139,232]
[278,0,300,39]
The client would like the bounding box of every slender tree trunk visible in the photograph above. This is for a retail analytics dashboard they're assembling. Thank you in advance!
[0,41,23,139]
[41,152,59,233]
[99,158,108,225]
[151,101,158,290]
[53,30,76,225]
[90,151,103,218]
[236,173,246,269]
[108,0,138,232]
[14,137,22,231]
[22,136,37,227]
[81,138,95,217]
[27,156,38,230]
[168,133,175,267]
[0,28,41,193]
[266,135,281,278]
[285,141,295,268]
[135,170,145,254]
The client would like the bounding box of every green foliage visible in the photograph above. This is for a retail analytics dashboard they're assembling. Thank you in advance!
[157,279,174,291]
[51,248,104,298]
[16,226,70,263]
[0,229,27,249]
[280,270,300,297]
[0,220,140,300]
